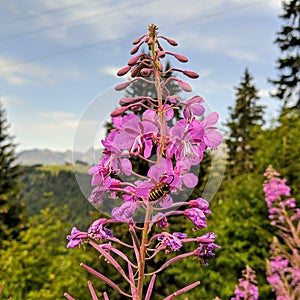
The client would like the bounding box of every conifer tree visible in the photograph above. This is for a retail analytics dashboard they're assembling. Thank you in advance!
[225,69,265,176]
[0,101,25,242]
[269,0,300,110]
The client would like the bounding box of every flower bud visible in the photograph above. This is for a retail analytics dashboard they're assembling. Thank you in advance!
[141,68,152,77]
[117,66,131,76]
[178,80,192,92]
[157,50,165,58]
[174,53,188,62]
[166,38,178,46]
[131,65,140,77]
[110,106,128,117]
[114,81,131,91]
[147,37,153,46]
[132,34,145,45]
[119,97,138,106]
[127,54,143,66]
[183,70,199,79]
[130,44,140,55]
[144,35,150,43]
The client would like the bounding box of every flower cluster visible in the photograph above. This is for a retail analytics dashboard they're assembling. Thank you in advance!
[263,166,300,299]
[87,24,222,216]
[231,265,259,300]
[65,24,222,300]
[263,166,299,226]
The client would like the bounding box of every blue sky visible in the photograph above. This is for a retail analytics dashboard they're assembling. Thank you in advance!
[0,0,283,152]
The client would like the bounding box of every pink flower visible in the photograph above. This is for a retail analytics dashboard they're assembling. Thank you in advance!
[113,114,158,158]
[183,95,205,121]
[184,208,207,230]
[66,227,89,248]
[88,219,113,240]
[166,119,205,165]
[157,232,187,253]
[112,201,137,223]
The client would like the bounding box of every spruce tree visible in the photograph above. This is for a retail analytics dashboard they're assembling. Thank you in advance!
[0,101,25,242]
[269,0,300,110]
[225,69,265,177]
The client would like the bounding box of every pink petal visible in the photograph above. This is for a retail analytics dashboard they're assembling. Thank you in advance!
[121,158,132,176]
[91,173,101,186]
[204,131,223,148]
[191,103,205,116]
[159,194,173,208]
[87,165,98,175]
[144,139,153,158]
[182,173,198,188]
[202,112,219,128]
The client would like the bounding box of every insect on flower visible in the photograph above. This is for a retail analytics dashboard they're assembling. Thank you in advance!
[148,175,174,202]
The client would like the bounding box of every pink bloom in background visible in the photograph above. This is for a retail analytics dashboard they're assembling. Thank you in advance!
[263,166,300,300]
[231,265,259,300]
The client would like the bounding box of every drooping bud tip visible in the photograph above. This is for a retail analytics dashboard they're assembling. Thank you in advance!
[114,81,131,91]
[117,66,131,76]
[183,70,199,79]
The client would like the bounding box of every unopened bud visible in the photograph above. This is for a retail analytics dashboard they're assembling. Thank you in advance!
[144,35,150,43]
[130,44,140,55]
[128,54,143,66]
[166,38,178,46]
[131,65,140,77]
[131,104,141,111]
[110,106,128,117]
[157,51,165,58]
[117,66,131,76]
[178,80,192,92]
[183,70,199,79]
[174,54,188,63]
[141,68,152,77]
[114,81,131,91]
[132,34,145,45]
[119,97,138,106]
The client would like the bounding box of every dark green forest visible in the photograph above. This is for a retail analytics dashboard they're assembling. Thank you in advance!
[1,1,299,299]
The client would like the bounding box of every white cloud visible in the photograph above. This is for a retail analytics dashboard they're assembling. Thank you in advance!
[258,88,273,98]
[179,31,262,63]
[38,111,78,121]
[1,94,22,106]
[0,55,52,85]
[11,110,82,151]
[0,55,87,86]
[101,66,119,77]
[227,49,260,62]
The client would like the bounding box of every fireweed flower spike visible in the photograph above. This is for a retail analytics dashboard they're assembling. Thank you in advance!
[66,24,223,299]
[231,265,259,300]
[263,166,300,299]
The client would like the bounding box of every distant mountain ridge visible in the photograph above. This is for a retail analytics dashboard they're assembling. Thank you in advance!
[17,143,227,166]
[17,148,102,166]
